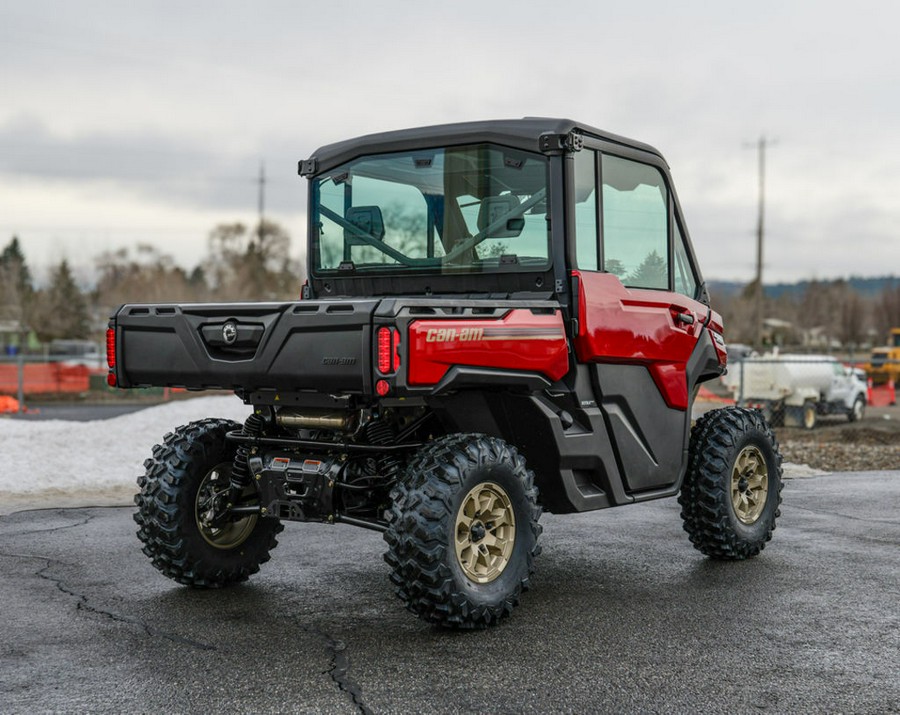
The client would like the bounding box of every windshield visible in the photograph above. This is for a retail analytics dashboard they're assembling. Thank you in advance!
[311,144,550,275]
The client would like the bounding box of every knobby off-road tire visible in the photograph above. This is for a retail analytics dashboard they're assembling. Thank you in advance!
[679,407,783,560]
[384,434,542,629]
[134,418,282,587]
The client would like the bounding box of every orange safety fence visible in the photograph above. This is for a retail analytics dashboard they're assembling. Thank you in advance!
[0,363,91,395]
[0,395,21,413]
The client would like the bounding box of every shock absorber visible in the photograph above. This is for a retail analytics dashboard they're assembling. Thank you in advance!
[365,420,403,485]
[230,412,265,501]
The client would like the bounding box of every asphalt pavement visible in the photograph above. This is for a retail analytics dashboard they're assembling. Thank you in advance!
[1,472,898,714]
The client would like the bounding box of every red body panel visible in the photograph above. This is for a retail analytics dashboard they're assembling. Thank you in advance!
[572,271,709,410]
[706,310,728,368]
[407,310,570,386]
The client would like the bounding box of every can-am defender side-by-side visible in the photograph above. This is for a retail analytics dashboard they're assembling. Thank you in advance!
[110,119,783,628]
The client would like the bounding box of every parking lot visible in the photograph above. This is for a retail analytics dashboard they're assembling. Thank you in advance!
[2,470,898,714]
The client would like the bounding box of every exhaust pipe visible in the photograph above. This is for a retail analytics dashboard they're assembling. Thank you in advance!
[275,408,353,431]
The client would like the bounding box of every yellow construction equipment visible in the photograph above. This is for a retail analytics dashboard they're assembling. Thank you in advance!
[866,328,900,385]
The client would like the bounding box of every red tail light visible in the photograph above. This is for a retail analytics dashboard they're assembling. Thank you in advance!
[377,326,392,373]
[106,327,116,368]
[392,328,401,370]
[106,326,117,387]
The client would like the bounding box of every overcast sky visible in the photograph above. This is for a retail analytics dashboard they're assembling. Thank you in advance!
[2,1,899,285]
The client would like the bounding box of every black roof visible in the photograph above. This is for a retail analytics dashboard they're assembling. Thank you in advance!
[305,117,664,175]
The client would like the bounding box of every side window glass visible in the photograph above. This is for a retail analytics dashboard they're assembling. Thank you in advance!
[573,150,598,270]
[673,221,698,298]
[602,155,669,289]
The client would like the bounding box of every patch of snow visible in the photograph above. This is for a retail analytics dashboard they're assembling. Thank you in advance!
[0,396,251,506]
[0,397,837,513]
[782,461,830,479]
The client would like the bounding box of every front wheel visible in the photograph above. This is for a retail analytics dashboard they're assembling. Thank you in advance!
[848,396,865,423]
[384,434,542,629]
[134,418,282,587]
[679,407,783,560]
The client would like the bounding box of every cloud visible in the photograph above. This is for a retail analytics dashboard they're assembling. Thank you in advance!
[0,116,308,215]
[2,1,900,280]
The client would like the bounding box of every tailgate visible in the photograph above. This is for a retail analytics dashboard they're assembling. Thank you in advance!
[111,300,378,394]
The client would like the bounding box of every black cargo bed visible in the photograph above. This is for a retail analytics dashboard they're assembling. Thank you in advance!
[112,300,378,394]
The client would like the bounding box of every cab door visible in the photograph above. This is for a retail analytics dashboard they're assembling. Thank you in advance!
[570,149,713,493]
[827,361,853,407]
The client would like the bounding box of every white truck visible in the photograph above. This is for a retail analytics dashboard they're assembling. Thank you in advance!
[723,354,867,429]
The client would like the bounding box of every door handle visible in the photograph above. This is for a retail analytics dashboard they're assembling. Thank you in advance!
[674,312,695,325]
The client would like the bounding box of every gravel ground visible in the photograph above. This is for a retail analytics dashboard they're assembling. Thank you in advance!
[693,400,900,473]
[777,420,900,472]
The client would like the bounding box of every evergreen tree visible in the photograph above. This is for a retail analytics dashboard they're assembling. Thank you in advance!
[33,260,90,341]
[0,236,36,343]
[627,250,667,289]
[0,236,33,297]
[604,258,627,277]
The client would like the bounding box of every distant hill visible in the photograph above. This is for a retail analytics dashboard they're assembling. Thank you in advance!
[708,276,899,299]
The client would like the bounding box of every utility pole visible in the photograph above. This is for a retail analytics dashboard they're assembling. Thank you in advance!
[754,137,766,349]
[257,160,266,242]
[745,136,775,348]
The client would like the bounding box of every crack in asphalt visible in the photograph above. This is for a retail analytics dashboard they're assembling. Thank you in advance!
[0,511,96,537]
[0,509,218,652]
[0,504,132,523]
[0,550,218,651]
[1,506,373,710]
[304,627,373,715]
[792,504,900,525]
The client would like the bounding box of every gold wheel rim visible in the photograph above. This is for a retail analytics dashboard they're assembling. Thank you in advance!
[195,463,258,550]
[454,482,516,584]
[731,446,769,525]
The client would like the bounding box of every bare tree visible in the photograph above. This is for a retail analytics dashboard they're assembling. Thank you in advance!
[871,282,900,340]
[835,282,867,350]
[94,245,199,313]
[204,220,302,301]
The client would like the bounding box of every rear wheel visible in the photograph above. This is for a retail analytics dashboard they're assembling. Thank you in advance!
[134,418,282,587]
[679,407,783,560]
[802,402,817,430]
[384,434,541,629]
[785,402,817,430]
